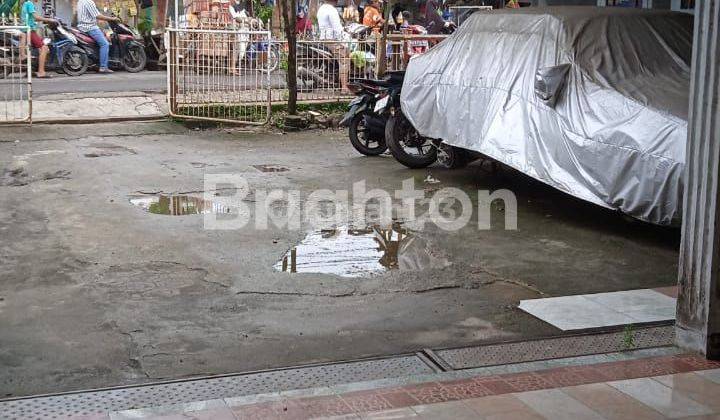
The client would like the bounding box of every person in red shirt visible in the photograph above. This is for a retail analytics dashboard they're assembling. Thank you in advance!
[296,6,312,35]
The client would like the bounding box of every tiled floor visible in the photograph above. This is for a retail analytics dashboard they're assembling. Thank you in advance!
[518,288,677,331]
[106,353,720,420]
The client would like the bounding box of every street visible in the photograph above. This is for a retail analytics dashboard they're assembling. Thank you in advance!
[31,70,167,97]
[0,121,679,398]
[30,70,289,98]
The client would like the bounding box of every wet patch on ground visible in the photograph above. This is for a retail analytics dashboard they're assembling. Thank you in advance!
[253,164,290,173]
[82,142,137,158]
[274,223,451,278]
[1,167,71,186]
[129,194,233,216]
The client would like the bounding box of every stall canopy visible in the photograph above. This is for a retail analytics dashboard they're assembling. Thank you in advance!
[401,7,693,225]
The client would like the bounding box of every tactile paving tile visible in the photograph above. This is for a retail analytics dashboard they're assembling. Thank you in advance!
[436,325,675,370]
[0,355,432,419]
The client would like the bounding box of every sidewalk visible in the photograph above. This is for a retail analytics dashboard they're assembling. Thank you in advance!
[54,353,718,420]
[30,92,167,122]
[132,355,720,420]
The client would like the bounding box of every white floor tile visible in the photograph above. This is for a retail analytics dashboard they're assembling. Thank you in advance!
[514,389,605,420]
[519,296,632,330]
[583,289,675,313]
[518,289,676,331]
[608,378,714,418]
[696,369,720,385]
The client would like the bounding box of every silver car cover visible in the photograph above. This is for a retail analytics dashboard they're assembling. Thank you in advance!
[400,7,693,225]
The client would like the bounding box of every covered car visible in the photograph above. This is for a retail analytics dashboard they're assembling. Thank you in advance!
[400,7,693,225]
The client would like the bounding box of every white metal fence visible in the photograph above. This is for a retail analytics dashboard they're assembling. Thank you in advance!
[166,26,448,124]
[167,27,273,124]
[0,24,32,124]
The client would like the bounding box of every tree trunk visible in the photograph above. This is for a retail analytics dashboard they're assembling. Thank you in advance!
[377,0,391,77]
[279,0,298,115]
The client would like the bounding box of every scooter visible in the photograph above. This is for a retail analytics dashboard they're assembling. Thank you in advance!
[296,40,338,91]
[340,71,405,156]
[0,20,88,76]
[69,19,146,72]
[296,24,373,91]
[45,20,89,76]
[143,28,165,70]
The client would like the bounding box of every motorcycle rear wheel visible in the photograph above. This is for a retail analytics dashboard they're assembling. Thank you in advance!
[385,113,437,169]
[123,43,147,73]
[349,112,387,156]
[62,46,88,77]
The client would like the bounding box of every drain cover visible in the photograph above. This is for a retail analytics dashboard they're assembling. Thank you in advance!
[0,356,432,419]
[435,325,675,370]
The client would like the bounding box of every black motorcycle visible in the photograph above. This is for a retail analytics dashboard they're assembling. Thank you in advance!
[383,72,477,169]
[296,41,338,91]
[340,71,405,156]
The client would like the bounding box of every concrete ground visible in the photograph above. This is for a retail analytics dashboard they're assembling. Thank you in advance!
[0,121,679,398]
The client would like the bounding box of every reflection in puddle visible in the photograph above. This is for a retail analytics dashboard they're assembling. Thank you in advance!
[275,223,449,278]
[129,194,232,216]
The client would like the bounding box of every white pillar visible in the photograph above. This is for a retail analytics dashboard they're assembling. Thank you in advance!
[676,0,720,359]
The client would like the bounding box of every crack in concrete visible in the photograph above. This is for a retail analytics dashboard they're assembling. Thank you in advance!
[132,187,244,196]
[232,281,490,298]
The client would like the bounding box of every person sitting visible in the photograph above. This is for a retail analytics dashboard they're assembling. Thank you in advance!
[76,0,121,73]
[362,0,384,34]
[20,0,56,78]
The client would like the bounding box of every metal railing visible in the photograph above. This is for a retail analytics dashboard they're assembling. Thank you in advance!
[0,22,32,124]
[165,27,448,124]
[167,27,273,124]
[275,37,426,104]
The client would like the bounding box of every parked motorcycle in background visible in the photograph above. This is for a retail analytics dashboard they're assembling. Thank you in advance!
[383,72,477,169]
[0,19,88,76]
[339,71,405,156]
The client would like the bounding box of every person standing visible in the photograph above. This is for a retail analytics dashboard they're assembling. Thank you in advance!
[20,0,55,78]
[362,0,384,34]
[76,0,120,73]
[317,0,349,92]
[296,6,313,35]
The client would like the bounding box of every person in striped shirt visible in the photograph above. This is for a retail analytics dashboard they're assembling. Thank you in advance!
[76,0,120,73]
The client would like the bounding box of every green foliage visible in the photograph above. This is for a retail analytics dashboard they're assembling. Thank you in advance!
[279,52,289,71]
[254,0,274,25]
[622,324,636,350]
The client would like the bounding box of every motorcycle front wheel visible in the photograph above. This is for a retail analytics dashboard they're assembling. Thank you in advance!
[123,43,147,73]
[385,113,437,169]
[62,46,88,76]
[349,112,386,156]
[260,44,280,73]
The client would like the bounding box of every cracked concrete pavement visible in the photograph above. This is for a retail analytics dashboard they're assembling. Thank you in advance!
[28,92,167,122]
[0,121,679,397]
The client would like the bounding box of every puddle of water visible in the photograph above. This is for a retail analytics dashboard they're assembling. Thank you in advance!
[129,194,232,216]
[253,164,289,173]
[274,223,449,278]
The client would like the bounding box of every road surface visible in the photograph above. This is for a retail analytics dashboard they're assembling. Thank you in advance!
[32,70,167,97]
[31,70,288,97]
